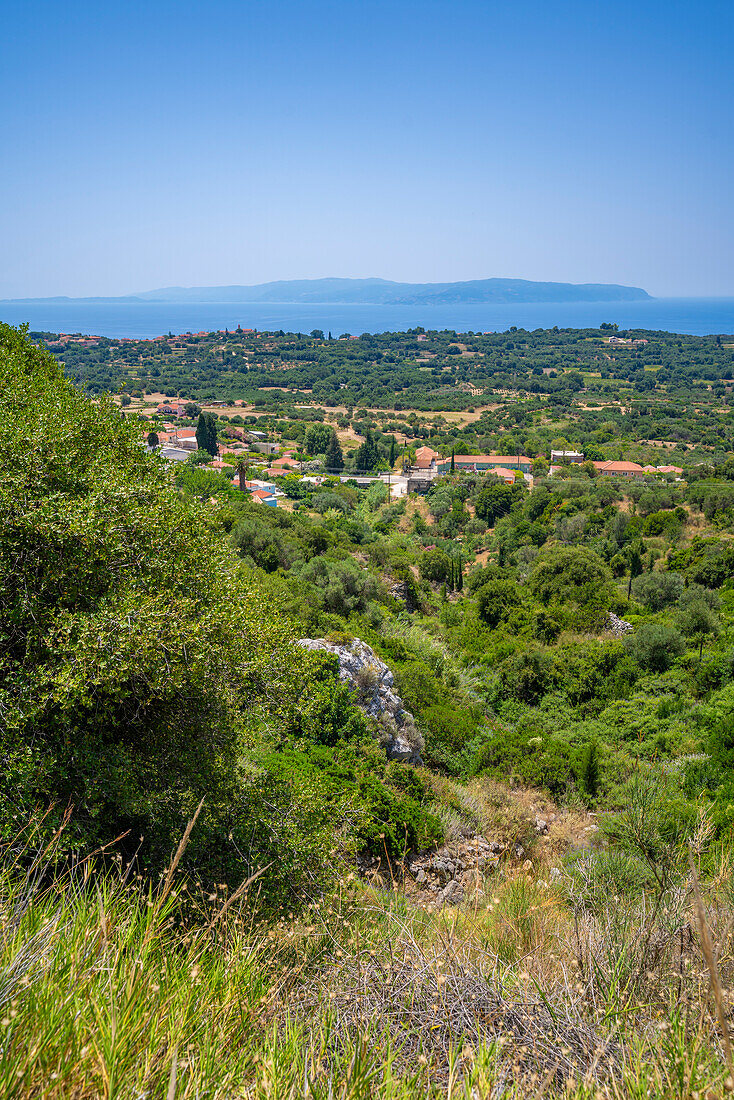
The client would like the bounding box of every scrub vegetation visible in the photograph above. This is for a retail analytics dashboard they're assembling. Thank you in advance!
[5,321,734,1096]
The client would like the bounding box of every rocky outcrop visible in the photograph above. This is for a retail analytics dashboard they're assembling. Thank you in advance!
[359,834,516,908]
[606,611,633,637]
[297,637,423,764]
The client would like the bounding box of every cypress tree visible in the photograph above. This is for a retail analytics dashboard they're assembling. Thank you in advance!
[627,543,643,599]
[355,431,379,471]
[578,740,600,800]
[324,429,344,472]
[450,446,455,473]
[196,412,219,457]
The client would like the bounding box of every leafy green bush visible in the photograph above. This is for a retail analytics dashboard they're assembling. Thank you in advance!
[632,571,685,610]
[470,726,577,797]
[0,325,301,876]
[476,578,521,629]
[625,622,686,671]
[529,545,613,612]
[0,325,388,894]
[299,556,377,615]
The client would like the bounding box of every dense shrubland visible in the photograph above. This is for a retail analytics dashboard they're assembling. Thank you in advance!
[6,323,734,1094]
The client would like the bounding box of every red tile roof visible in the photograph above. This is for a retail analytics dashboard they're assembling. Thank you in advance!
[593,460,644,473]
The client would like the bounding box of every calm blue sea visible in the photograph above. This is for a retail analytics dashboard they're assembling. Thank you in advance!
[2,298,734,339]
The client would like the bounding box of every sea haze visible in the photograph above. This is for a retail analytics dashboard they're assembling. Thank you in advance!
[1,298,734,339]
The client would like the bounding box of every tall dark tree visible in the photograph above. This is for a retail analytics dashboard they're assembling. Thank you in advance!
[196,412,219,457]
[355,431,379,472]
[627,542,644,600]
[389,437,397,467]
[324,429,344,471]
[450,446,455,473]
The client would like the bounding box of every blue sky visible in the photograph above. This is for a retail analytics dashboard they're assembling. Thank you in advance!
[1,0,733,297]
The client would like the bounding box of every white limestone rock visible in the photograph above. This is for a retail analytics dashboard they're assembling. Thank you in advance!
[297,637,423,764]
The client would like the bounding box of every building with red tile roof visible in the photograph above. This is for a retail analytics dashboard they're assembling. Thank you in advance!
[437,454,532,474]
[592,460,645,478]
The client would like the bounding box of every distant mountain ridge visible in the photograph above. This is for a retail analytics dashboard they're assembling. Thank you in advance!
[2,276,651,306]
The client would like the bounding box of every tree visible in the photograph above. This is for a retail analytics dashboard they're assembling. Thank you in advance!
[0,323,299,878]
[529,546,612,609]
[324,430,344,472]
[419,548,453,585]
[310,329,325,339]
[305,423,333,455]
[187,447,214,466]
[354,431,380,472]
[474,481,514,523]
[196,412,219,457]
[184,402,201,419]
[626,542,644,600]
[389,437,397,467]
[626,622,685,671]
[147,431,159,448]
[677,599,720,664]
[476,578,520,629]
[299,557,376,615]
[450,447,455,474]
[234,455,249,491]
[632,571,685,610]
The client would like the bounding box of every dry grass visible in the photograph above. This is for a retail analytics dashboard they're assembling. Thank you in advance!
[3,814,734,1098]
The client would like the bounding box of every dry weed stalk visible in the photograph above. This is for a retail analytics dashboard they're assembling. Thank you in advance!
[688,847,734,1079]
[141,797,203,950]
[286,901,619,1093]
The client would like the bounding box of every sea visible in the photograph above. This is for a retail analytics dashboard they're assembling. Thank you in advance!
[2,298,734,340]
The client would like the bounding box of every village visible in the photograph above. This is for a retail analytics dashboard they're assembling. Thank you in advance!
[143,398,687,512]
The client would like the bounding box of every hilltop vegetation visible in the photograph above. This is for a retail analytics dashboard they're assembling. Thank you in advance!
[36,324,734,479]
[5,322,734,1095]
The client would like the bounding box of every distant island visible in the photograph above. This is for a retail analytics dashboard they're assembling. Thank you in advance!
[1,276,651,307]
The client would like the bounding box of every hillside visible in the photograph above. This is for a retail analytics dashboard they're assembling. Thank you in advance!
[2,275,652,306]
[4,321,734,1096]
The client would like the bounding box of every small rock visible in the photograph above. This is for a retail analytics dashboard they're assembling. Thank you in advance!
[442,880,465,904]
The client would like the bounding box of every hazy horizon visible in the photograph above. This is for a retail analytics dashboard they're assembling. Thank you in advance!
[2,0,733,300]
[1,275,654,304]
